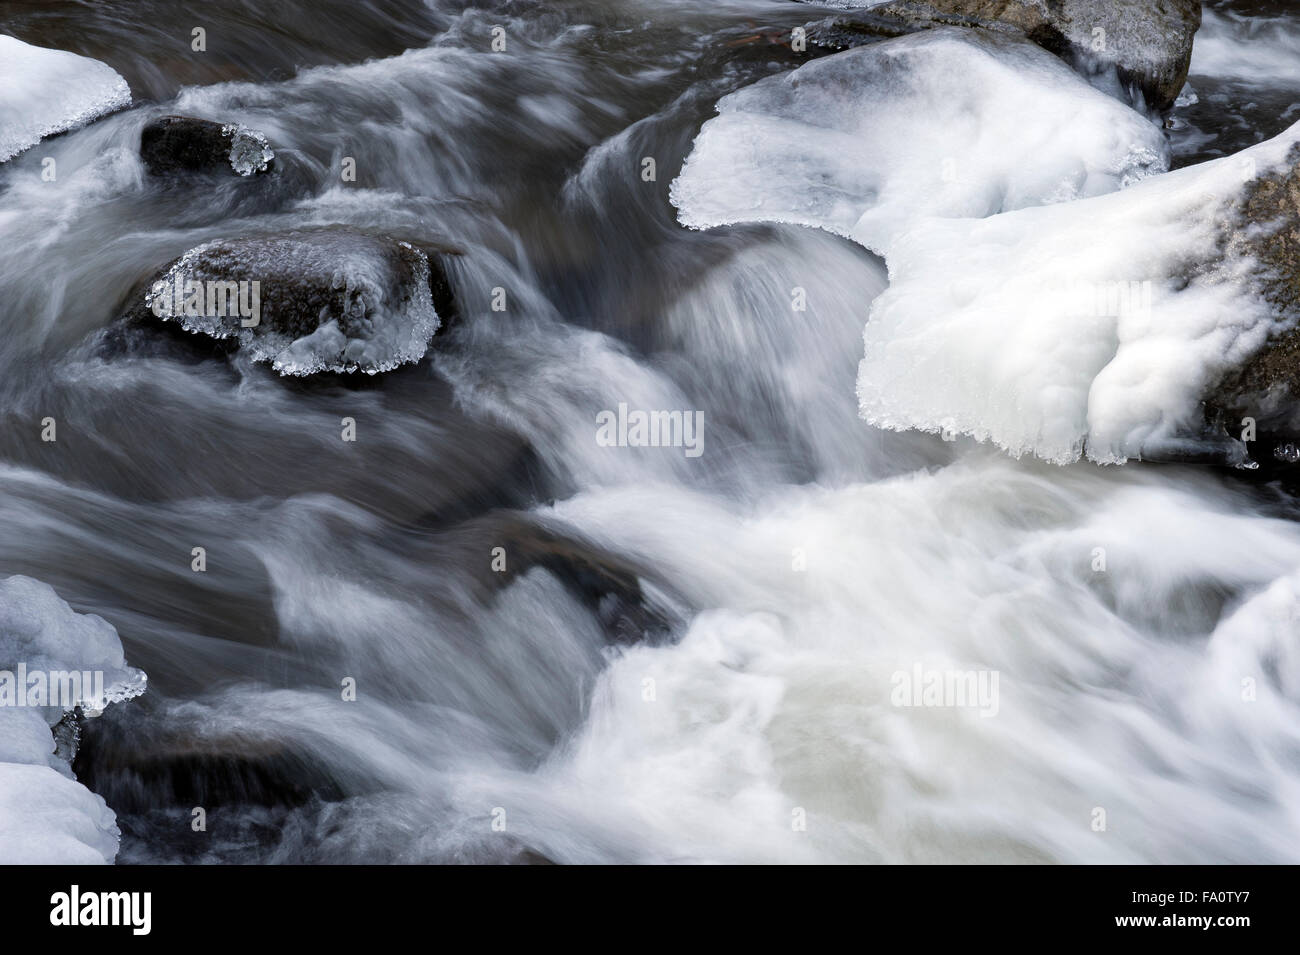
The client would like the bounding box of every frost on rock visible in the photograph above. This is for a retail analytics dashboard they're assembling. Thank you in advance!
[0,575,146,864]
[670,28,1168,256]
[0,35,131,162]
[145,229,443,376]
[221,123,274,176]
[856,122,1300,466]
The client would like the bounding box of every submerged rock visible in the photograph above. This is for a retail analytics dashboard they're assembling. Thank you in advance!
[802,0,1201,110]
[500,525,683,646]
[132,228,454,376]
[0,35,131,162]
[139,114,274,177]
[445,512,686,646]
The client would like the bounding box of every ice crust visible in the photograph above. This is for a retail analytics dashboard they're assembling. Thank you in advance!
[147,235,441,376]
[0,575,145,864]
[0,36,131,162]
[856,123,1300,464]
[670,29,1168,256]
[221,123,274,176]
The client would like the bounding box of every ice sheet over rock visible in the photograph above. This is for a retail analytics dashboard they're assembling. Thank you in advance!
[670,28,1167,256]
[807,0,1202,111]
[856,121,1300,466]
[0,35,131,162]
[0,575,146,864]
[145,230,443,376]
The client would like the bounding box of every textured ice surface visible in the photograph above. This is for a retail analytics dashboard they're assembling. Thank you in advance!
[857,122,1300,465]
[670,29,1167,255]
[0,575,146,864]
[147,233,441,376]
[0,35,131,162]
[221,123,274,175]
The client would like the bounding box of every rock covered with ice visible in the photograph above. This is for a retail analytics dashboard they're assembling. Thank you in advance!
[856,121,1300,466]
[0,576,146,864]
[808,0,1202,110]
[0,35,131,163]
[670,29,1168,256]
[140,229,447,376]
[140,114,274,177]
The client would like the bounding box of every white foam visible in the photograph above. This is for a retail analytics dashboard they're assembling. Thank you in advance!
[531,460,1300,863]
[0,36,131,163]
[0,575,146,864]
[857,122,1300,464]
[670,28,1167,255]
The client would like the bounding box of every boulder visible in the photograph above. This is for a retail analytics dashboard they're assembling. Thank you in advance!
[129,228,456,376]
[802,0,1202,111]
[139,114,273,177]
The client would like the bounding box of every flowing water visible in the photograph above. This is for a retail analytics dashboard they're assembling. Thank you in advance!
[1,0,1299,863]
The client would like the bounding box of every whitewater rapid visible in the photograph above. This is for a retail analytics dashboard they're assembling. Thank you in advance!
[0,0,1298,864]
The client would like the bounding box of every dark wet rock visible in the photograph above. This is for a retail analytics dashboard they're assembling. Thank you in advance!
[77,727,341,813]
[140,114,274,177]
[73,702,345,864]
[119,228,458,376]
[444,512,687,646]
[505,526,682,646]
[93,308,243,366]
[802,16,909,53]
[802,7,1011,52]
[801,0,1201,111]
[1205,143,1300,475]
[138,114,315,220]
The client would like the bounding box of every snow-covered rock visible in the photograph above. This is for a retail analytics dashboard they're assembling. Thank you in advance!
[670,29,1167,257]
[804,0,1202,110]
[0,35,131,163]
[856,121,1300,466]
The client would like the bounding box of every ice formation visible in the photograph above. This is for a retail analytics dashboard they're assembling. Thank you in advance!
[0,36,131,162]
[857,122,1300,464]
[670,29,1168,255]
[0,575,145,864]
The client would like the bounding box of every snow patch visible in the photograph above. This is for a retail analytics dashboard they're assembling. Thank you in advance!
[0,36,131,163]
